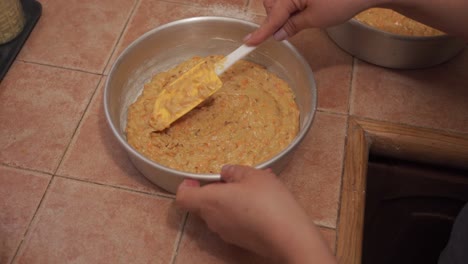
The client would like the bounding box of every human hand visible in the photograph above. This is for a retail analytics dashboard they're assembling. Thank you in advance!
[245,0,382,45]
[176,165,336,263]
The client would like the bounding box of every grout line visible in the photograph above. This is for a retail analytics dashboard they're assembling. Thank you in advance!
[348,57,358,115]
[52,76,104,175]
[10,175,56,263]
[0,163,54,177]
[316,224,337,232]
[313,220,339,230]
[333,113,351,255]
[101,0,141,74]
[170,212,189,264]
[54,174,175,200]
[316,109,348,117]
[155,192,178,199]
[333,58,355,255]
[20,60,102,76]
[334,57,357,254]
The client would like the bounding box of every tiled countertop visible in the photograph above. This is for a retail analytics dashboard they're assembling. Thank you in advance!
[1,0,467,263]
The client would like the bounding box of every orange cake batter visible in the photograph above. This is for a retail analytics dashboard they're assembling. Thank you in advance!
[126,56,299,174]
[355,8,444,37]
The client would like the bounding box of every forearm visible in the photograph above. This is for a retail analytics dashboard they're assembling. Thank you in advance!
[381,0,468,41]
[273,222,336,264]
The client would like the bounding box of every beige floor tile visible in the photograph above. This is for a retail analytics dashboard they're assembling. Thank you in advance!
[57,80,165,194]
[0,62,100,173]
[0,166,50,264]
[351,48,468,133]
[279,111,347,228]
[105,0,257,74]
[289,29,353,114]
[15,177,184,263]
[18,0,138,73]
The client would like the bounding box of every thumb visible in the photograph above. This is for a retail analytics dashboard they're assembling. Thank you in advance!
[244,2,293,45]
[221,164,257,183]
[175,179,202,213]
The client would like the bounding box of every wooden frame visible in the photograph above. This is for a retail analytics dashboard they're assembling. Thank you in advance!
[336,117,468,263]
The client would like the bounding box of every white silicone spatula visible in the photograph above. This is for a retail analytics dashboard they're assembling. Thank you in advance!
[150,44,257,131]
[215,44,257,75]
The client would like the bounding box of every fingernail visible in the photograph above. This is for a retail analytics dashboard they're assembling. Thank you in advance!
[221,164,233,174]
[273,29,288,41]
[180,179,199,188]
[243,33,252,42]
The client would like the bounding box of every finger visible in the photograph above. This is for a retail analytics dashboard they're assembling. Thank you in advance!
[274,10,312,41]
[244,1,295,45]
[175,179,202,213]
[221,164,259,183]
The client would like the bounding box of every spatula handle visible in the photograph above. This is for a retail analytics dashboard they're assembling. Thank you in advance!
[215,44,257,76]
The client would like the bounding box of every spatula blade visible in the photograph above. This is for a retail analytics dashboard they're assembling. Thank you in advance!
[150,60,222,131]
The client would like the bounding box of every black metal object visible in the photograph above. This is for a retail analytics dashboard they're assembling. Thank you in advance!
[0,0,42,82]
